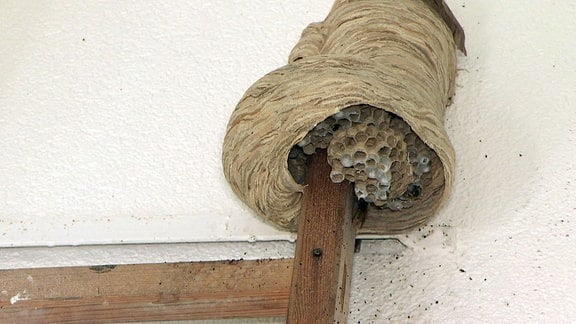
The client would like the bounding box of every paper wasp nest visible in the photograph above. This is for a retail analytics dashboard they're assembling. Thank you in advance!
[223,0,464,233]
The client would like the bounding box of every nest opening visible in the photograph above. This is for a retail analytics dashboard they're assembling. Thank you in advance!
[288,105,442,213]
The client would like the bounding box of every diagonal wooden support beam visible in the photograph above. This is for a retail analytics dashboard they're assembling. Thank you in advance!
[287,150,359,323]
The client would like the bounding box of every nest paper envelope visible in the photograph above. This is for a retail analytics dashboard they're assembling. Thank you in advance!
[223,0,465,234]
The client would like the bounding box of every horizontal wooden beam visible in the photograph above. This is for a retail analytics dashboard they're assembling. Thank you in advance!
[0,259,293,322]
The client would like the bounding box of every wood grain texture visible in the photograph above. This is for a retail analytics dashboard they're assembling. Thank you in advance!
[0,259,292,323]
[287,150,357,323]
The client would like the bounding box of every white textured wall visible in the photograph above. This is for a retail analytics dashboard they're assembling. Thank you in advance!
[1,0,576,322]
[0,0,335,246]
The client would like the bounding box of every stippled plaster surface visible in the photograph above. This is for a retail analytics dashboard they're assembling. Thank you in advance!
[1,0,576,321]
[345,1,576,322]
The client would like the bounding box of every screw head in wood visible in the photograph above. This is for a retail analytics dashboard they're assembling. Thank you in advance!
[312,248,323,257]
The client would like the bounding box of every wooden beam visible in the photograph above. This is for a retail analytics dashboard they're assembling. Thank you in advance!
[287,150,358,323]
[0,259,292,322]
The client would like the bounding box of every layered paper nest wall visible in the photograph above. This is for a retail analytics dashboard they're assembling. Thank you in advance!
[222,0,464,234]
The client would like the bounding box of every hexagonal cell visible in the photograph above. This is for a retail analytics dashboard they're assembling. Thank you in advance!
[341,154,354,167]
[365,137,378,149]
[354,162,366,171]
[330,171,345,183]
[353,151,367,161]
[303,143,316,155]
